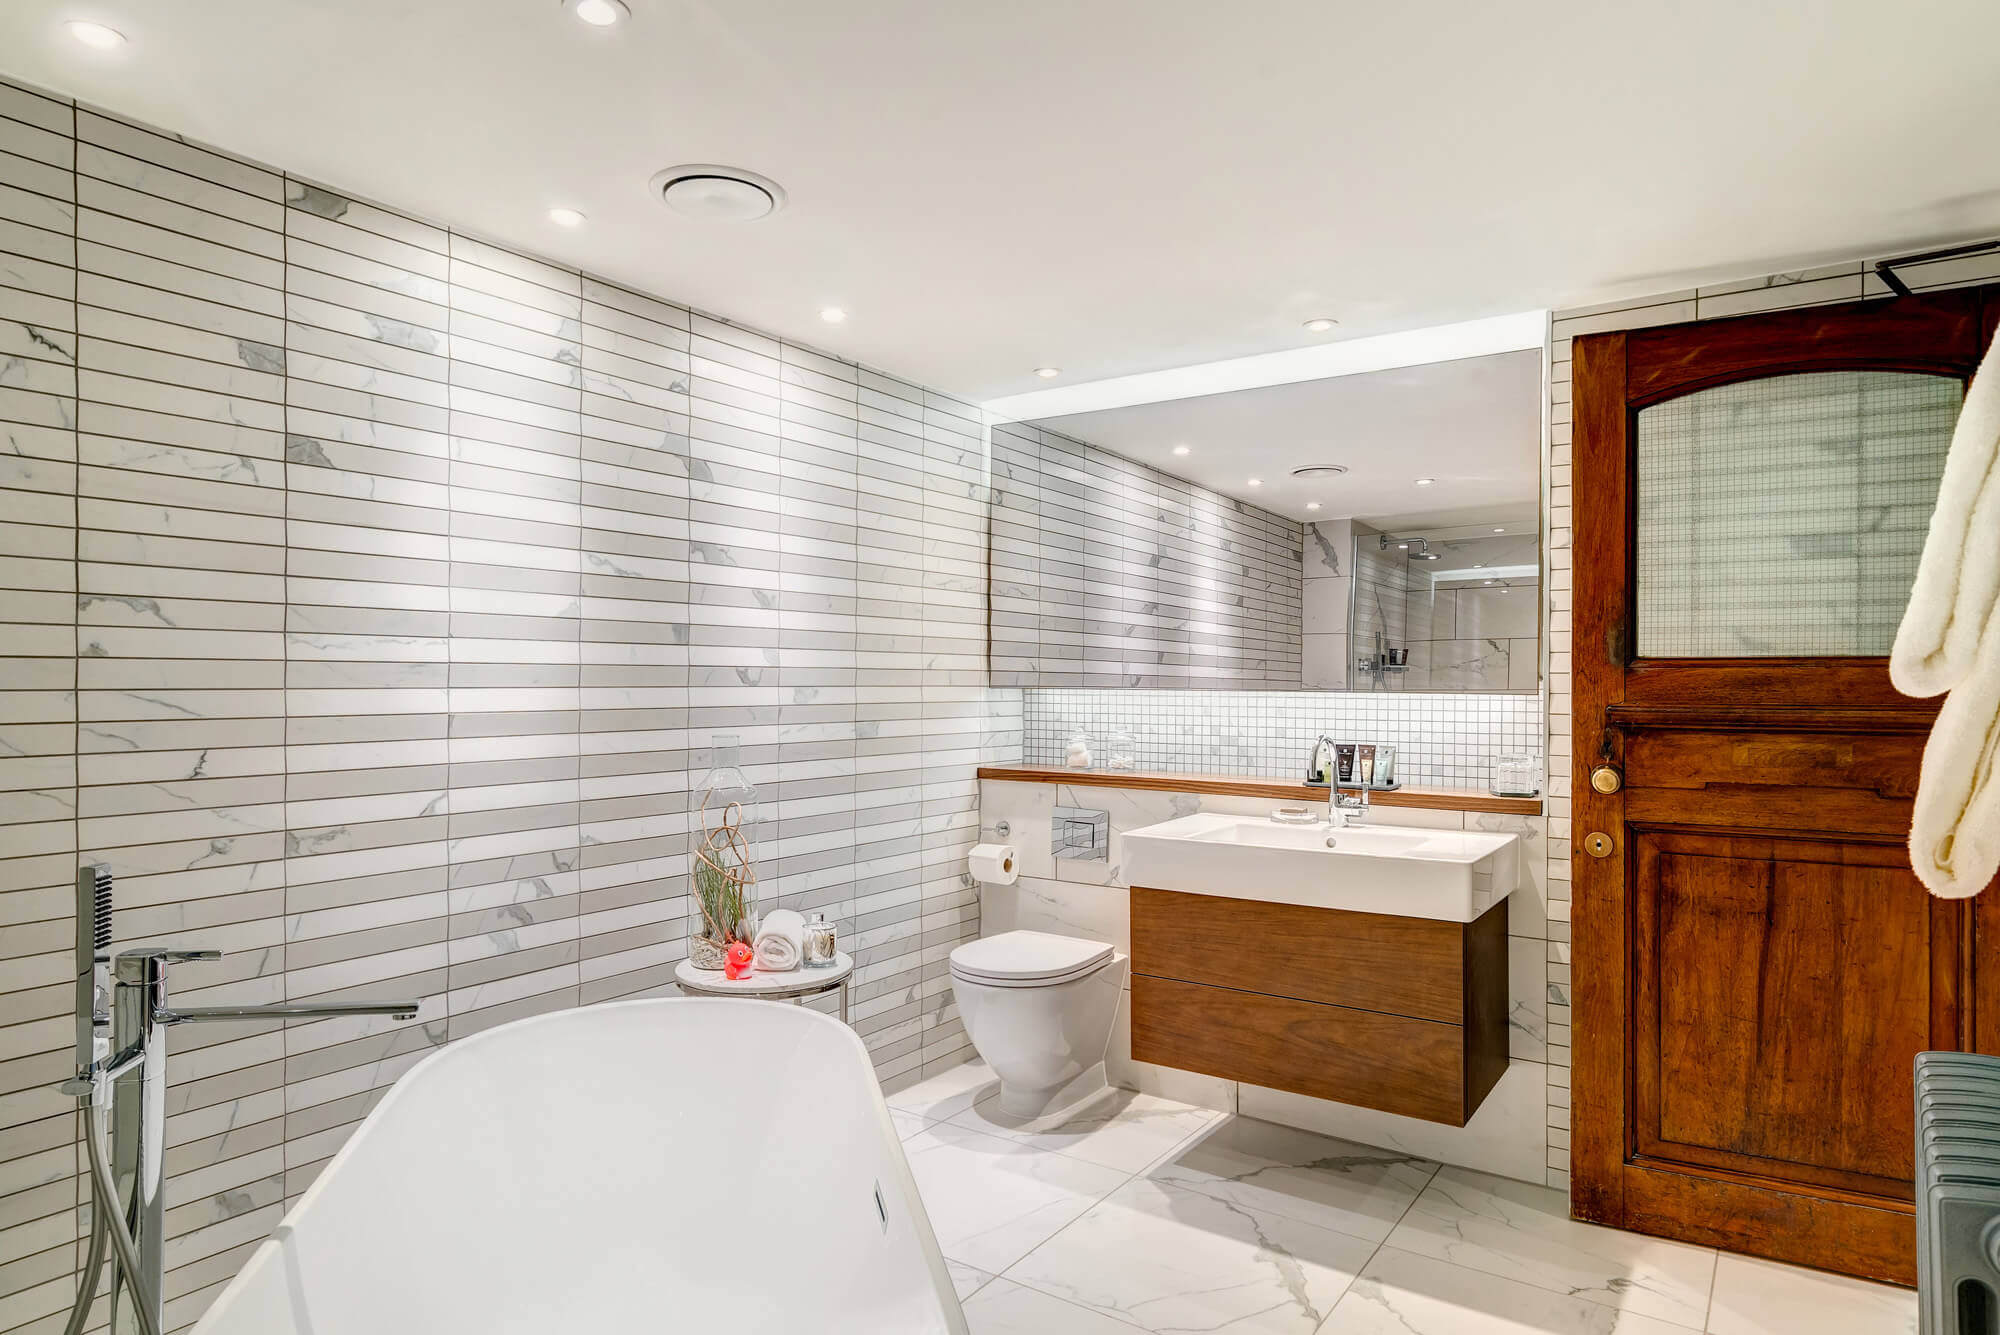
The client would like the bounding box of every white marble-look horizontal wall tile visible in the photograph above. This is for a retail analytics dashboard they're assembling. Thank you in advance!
[1303,576,1351,634]
[977,779,1055,881]
[1303,520,1351,579]
[1301,633,1347,691]
[1507,936,1548,1061]
[1359,805,1464,831]
[1469,812,1545,938]
[982,874,1128,953]
[1197,793,1322,819]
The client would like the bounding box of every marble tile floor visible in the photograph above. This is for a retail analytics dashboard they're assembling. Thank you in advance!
[887,1063,1917,1335]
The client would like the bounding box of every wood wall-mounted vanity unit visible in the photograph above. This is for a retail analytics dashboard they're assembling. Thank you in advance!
[1128,887,1509,1126]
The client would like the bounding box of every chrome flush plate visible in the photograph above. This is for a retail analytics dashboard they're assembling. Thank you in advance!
[1052,806,1109,861]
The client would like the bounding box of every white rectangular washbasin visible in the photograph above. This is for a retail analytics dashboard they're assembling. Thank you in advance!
[1121,812,1518,923]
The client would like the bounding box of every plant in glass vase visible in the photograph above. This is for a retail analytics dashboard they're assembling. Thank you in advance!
[688,735,761,970]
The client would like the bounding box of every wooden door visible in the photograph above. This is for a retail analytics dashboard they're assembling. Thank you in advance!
[1570,285,2000,1284]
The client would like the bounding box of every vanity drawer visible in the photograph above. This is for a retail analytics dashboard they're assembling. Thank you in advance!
[1128,886,1509,1125]
[1130,886,1468,1023]
[1130,975,1474,1124]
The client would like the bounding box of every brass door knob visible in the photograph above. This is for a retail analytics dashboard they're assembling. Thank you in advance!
[1590,765,1623,794]
[1583,832,1615,858]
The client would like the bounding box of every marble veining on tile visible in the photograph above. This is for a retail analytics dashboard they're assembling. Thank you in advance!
[886,1063,1915,1335]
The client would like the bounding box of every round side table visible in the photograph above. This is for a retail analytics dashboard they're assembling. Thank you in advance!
[673,951,854,1022]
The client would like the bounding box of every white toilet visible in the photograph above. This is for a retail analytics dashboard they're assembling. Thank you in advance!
[948,930,1128,1119]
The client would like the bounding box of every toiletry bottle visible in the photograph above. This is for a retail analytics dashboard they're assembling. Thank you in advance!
[1334,743,1356,785]
[1357,744,1376,789]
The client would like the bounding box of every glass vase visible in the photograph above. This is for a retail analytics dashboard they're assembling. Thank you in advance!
[690,734,761,967]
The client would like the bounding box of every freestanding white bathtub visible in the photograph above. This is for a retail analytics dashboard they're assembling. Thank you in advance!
[193,999,967,1334]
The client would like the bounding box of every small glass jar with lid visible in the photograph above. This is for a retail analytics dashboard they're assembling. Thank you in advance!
[801,912,839,969]
[1104,727,1138,772]
[1491,753,1541,797]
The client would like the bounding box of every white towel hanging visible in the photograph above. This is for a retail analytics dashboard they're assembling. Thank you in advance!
[1909,617,2000,898]
[1892,331,2000,697]
[1899,326,2000,898]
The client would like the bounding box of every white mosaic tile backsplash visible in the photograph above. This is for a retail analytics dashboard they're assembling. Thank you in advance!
[1023,688,1544,789]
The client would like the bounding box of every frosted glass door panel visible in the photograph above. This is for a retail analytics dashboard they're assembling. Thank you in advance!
[1634,371,1960,657]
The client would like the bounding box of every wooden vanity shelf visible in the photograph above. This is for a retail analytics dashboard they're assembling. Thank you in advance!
[1128,887,1509,1126]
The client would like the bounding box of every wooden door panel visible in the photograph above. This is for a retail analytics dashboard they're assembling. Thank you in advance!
[1636,832,1950,1195]
[1621,1164,1916,1287]
[1624,730,1922,797]
[1570,283,2000,1283]
[1623,787,1918,839]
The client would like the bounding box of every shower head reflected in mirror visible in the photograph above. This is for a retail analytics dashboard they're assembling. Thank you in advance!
[1380,534,1441,560]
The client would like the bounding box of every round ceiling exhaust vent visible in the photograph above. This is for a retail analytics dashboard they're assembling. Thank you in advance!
[1290,464,1349,479]
[650,166,786,221]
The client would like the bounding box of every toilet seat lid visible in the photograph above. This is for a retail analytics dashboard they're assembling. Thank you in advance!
[950,930,1113,983]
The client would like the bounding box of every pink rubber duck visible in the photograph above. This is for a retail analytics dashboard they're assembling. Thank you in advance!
[724,940,755,980]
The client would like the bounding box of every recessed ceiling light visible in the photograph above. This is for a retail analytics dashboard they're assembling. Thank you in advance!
[1473,563,1485,569]
[1415,477,1436,486]
[548,207,586,228]
[652,166,785,221]
[1484,579,1498,585]
[1305,502,1321,512]
[1302,318,1338,333]
[1247,478,1263,487]
[1493,527,1505,533]
[66,19,126,48]
[1397,543,1409,550]
[1171,445,1190,456]
[1033,367,1061,379]
[819,307,847,324]
[570,0,630,26]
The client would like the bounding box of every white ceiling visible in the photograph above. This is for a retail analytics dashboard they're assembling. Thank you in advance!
[5,2,2000,400]
[1029,350,1542,522]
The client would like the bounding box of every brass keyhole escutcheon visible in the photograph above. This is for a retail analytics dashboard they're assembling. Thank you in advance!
[1584,832,1615,859]
[1590,765,1623,794]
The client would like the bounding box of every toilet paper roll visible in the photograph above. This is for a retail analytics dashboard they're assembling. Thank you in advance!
[968,843,1019,885]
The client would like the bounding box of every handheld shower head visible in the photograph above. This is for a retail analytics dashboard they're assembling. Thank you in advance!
[74,864,112,1076]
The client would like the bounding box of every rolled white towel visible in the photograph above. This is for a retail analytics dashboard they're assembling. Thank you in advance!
[1909,616,2000,899]
[753,909,805,972]
[1892,331,2000,698]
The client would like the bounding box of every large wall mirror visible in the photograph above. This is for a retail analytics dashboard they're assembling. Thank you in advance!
[988,347,1544,693]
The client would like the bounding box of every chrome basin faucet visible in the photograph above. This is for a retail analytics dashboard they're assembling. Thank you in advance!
[1334,787,1371,826]
[1304,733,1336,785]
